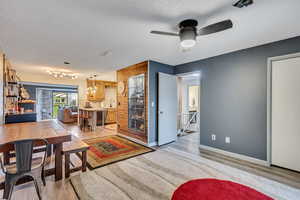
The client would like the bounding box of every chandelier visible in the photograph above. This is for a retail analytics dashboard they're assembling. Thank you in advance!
[47,70,78,79]
[87,74,98,96]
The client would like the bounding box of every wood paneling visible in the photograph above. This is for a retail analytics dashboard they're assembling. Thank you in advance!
[106,108,116,124]
[117,61,148,143]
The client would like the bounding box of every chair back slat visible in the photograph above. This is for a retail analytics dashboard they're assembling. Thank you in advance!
[15,140,34,173]
[1,138,48,200]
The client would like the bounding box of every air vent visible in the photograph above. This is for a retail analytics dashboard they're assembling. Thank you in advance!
[233,0,253,8]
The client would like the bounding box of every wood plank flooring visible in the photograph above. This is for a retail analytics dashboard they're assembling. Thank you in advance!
[0,121,118,200]
[169,132,300,189]
[0,120,299,199]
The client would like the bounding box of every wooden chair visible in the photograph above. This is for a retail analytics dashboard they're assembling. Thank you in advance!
[0,139,50,200]
[62,138,89,178]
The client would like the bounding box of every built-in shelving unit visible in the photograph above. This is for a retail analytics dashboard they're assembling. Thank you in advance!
[128,74,145,134]
[117,61,148,143]
[3,55,37,123]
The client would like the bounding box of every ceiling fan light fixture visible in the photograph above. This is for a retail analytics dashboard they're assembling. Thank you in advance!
[180,39,196,48]
[180,28,196,48]
[150,18,233,49]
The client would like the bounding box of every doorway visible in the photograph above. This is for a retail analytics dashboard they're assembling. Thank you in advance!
[52,92,78,118]
[177,72,201,137]
[36,89,53,121]
[36,88,78,121]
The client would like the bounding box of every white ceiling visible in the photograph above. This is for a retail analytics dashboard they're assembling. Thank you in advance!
[1,0,300,77]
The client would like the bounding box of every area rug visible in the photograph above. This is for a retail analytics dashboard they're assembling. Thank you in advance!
[172,179,273,200]
[71,148,300,200]
[82,135,154,169]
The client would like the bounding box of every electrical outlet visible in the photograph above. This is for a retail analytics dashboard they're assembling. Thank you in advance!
[225,137,230,144]
[151,102,155,107]
[211,134,216,141]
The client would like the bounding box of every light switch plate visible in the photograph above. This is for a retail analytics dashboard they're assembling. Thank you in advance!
[212,134,216,141]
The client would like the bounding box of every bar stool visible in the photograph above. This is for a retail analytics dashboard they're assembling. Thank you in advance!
[79,110,92,131]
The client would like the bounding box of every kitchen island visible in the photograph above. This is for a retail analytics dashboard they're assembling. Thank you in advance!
[78,107,108,131]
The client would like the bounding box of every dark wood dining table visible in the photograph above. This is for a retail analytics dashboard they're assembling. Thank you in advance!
[0,120,72,183]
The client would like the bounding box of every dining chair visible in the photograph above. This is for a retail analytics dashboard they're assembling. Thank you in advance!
[0,139,49,200]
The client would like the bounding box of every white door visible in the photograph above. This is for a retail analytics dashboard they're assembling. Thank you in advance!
[271,56,300,172]
[158,73,178,146]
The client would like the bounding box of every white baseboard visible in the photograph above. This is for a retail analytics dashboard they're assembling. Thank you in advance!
[199,144,269,167]
[147,141,158,147]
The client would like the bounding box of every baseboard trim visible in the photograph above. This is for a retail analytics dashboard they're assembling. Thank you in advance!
[148,142,158,147]
[199,145,269,167]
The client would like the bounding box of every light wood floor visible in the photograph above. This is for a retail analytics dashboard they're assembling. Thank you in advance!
[1,121,299,199]
[169,132,300,189]
[0,121,118,200]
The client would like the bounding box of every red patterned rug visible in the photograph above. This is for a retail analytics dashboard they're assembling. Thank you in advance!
[172,179,273,200]
[83,135,154,169]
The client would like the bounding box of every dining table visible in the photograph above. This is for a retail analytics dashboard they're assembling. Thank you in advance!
[0,120,72,185]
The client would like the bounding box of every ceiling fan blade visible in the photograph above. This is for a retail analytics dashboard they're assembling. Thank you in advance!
[198,20,233,36]
[150,31,179,36]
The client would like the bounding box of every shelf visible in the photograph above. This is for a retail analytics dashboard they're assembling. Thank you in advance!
[130,118,144,122]
[7,82,18,85]
[128,103,144,106]
[6,95,18,98]
[128,128,145,134]
[129,108,144,111]
[18,102,36,104]
[6,112,37,116]
[128,96,144,99]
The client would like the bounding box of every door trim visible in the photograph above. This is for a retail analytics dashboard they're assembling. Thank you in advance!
[147,60,150,145]
[267,52,300,166]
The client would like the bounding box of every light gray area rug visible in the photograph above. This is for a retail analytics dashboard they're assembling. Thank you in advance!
[71,148,300,200]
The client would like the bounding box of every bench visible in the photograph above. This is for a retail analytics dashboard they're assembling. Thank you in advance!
[62,138,90,178]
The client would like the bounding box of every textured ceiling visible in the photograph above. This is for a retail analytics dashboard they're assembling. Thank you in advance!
[1,0,300,78]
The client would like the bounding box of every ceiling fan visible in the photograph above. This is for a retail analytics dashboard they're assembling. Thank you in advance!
[150,19,233,48]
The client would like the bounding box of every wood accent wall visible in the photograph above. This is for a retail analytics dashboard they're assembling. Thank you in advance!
[0,53,4,123]
[117,61,148,143]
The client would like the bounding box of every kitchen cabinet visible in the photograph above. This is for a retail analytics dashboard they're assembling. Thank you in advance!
[86,80,116,102]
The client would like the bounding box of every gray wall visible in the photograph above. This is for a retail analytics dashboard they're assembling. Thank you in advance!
[148,61,174,143]
[175,36,300,160]
[23,84,78,100]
